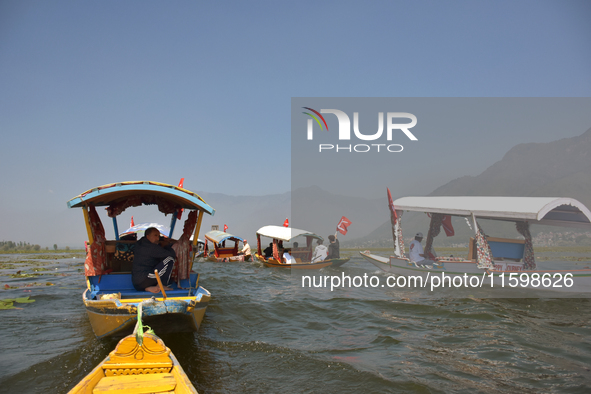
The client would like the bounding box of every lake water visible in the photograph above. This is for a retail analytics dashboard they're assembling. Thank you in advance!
[1,253,590,393]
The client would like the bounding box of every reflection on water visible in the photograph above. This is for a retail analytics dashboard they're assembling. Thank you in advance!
[0,253,590,393]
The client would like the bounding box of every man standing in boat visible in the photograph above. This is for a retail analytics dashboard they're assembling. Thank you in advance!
[240,239,252,261]
[132,227,176,293]
[326,234,340,260]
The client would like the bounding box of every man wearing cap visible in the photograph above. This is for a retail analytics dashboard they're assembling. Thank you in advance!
[240,239,252,261]
[409,232,426,263]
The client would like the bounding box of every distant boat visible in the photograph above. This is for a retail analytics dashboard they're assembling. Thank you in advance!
[67,181,216,338]
[255,225,348,269]
[68,305,198,393]
[360,195,591,294]
[119,222,171,240]
[203,230,249,262]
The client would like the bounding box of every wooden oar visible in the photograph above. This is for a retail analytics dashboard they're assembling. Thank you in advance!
[154,269,167,300]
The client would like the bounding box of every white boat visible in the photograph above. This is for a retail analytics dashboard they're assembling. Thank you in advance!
[255,225,348,269]
[360,195,591,295]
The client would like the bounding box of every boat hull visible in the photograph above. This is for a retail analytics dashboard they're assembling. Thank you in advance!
[68,333,198,394]
[326,258,350,268]
[359,251,591,294]
[83,272,211,339]
[83,291,210,338]
[256,254,332,269]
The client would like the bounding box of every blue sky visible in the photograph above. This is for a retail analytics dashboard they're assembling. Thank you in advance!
[1,0,590,247]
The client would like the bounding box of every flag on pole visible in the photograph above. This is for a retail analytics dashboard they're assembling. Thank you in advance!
[224,224,228,232]
[176,178,185,220]
[336,216,352,235]
[283,218,289,227]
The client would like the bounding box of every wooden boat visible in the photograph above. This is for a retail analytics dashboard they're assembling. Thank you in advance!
[254,225,335,269]
[67,181,216,338]
[69,306,198,394]
[203,230,249,262]
[360,195,591,293]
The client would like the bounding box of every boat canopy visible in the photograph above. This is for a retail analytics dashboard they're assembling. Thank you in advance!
[67,181,215,217]
[393,196,591,229]
[256,225,323,242]
[120,223,171,238]
[204,230,243,245]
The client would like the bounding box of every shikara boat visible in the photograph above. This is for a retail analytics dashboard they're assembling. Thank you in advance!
[203,230,249,262]
[69,306,198,394]
[360,195,591,293]
[67,181,215,338]
[119,222,171,240]
[254,225,345,269]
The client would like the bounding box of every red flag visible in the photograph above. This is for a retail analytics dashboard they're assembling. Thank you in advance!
[336,216,352,235]
[224,224,228,232]
[176,178,185,220]
[441,215,455,236]
[283,218,289,227]
[130,216,135,227]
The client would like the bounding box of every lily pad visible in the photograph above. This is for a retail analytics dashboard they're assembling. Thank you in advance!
[15,296,35,303]
[0,300,15,309]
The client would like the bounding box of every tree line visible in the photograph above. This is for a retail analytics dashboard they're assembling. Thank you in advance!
[1,241,43,252]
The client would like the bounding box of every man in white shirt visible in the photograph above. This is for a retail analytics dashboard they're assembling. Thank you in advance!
[312,239,328,263]
[283,248,296,264]
[409,232,426,263]
[240,239,252,261]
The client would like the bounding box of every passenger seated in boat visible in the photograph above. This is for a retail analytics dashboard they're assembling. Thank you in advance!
[132,227,176,293]
[263,243,273,258]
[409,232,435,265]
[312,239,328,263]
[283,248,295,264]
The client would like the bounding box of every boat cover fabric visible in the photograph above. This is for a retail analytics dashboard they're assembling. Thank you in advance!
[106,195,179,218]
[516,221,536,270]
[392,212,405,258]
[392,196,591,228]
[424,214,443,259]
[172,210,198,281]
[256,225,322,242]
[84,205,107,276]
[475,224,494,269]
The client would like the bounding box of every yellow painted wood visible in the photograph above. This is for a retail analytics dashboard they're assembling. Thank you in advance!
[104,335,172,367]
[92,373,176,394]
[83,206,94,245]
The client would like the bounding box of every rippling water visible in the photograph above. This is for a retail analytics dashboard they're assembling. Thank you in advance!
[1,253,590,393]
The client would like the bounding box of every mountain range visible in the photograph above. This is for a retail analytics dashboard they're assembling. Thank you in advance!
[194,127,591,248]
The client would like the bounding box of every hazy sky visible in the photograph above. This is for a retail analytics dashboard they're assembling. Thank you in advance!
[1,1,590,247]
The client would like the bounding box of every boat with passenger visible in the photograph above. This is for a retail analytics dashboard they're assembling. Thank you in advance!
[360,195,591,293]
[254,225,348,269]
[67,181,215,338]
[203,230,249,262]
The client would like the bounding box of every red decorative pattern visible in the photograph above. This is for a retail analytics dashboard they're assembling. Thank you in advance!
[106,195,179,218]
[84,205,107,276]
[475,224,494,269]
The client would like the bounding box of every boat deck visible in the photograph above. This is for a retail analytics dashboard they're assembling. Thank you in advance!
[88,273,200,300]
